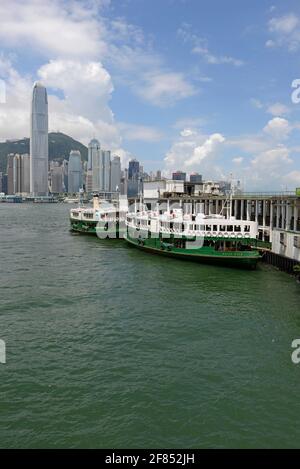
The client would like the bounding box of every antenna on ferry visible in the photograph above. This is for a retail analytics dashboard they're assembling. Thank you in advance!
[228,173,235,219]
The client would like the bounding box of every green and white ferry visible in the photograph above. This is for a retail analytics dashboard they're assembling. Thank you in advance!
[70,194,127,238]
[125,207,261,269]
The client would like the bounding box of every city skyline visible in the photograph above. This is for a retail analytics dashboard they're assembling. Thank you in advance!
[1,0,300,191]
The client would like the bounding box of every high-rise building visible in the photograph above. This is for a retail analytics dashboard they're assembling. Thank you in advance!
[30,82,48,196]
[190,172,202,183]
[62,159,69,192]
[88,139,101,191]
[172,171,186,182]
[1,174,8,194]
[68,150,82,193]
[6,153,30,194]
[13,154,30,194]
[86,170,93,193]
[156,170,162,180]
[120,168,128,196]
[21,154,30,193]
[88,138,100,171]
[128,159,140,180]
[101,150,111,192]
[111,155,121,192]
[6,153,14,195]
[50,162,64,193]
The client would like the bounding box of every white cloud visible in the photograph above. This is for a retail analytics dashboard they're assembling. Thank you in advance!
[164,128,225,176]
[251,145,292,169]
[0,0,198,168]
[265,39,276,48]
[282,170,300,187]
[186,134,225,167]
[173,117,206,129]
[269,13,299,34]
[164,114,300,190]
[267,102,290,116]
[0,56,31,141]
[178,24,244,66]
[232,157,244,165]
[136,71,197,107]
[266,13,300,51]
[0,0,108,59]
[250,98,264,109]
[263,117,291,140]
[118,123,164,142]
[38,59,113,122]
[0,0,199,170]
[180,128,196,137]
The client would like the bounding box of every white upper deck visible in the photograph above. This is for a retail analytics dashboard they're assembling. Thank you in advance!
[126,209,258,239]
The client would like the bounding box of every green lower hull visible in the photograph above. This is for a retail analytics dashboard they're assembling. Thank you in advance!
[125,233,261,269]
[70,219,125,238]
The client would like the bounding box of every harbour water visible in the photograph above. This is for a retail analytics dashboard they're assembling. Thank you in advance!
[1,203,300,448]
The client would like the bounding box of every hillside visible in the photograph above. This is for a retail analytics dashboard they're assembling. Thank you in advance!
[0,132,88,172]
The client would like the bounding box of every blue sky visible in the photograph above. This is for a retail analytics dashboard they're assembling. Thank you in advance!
[0,0,300,190]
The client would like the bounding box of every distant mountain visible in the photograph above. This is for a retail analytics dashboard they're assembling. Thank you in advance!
[0,132,88,173]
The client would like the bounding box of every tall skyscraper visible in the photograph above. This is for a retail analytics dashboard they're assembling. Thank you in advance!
[88,138,100,171]
[120,168,128,196]
[100,150,111,192]
[62,159,69,192]
[111,155,121,192]
[30,82,48,196]
[13,154,30,194]
[89,138,101,191]
[2,174,8,195]
[6,153,14,195]
[68,150,82,193]
[128,159,140,180]
[50,162,64,193]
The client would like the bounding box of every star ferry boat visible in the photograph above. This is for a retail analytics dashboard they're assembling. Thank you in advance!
[70,194,127,238]
[125,207,261,269]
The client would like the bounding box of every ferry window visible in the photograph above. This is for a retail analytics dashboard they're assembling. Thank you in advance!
[200,225,205,231]
[294,236,300,248]
[280,233,286,245]
[234,225,241,232]
[244,225,250,232]
[220,225,226,231]
[206,225,212,231]
[213,225,218,231]
[227,225,233,231]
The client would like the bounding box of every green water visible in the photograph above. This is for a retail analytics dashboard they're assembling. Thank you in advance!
[0,203,300,449]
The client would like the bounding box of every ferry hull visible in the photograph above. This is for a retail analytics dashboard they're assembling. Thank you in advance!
[70,219,97,235]
[70,218,125,238]
[124,234,260,269]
